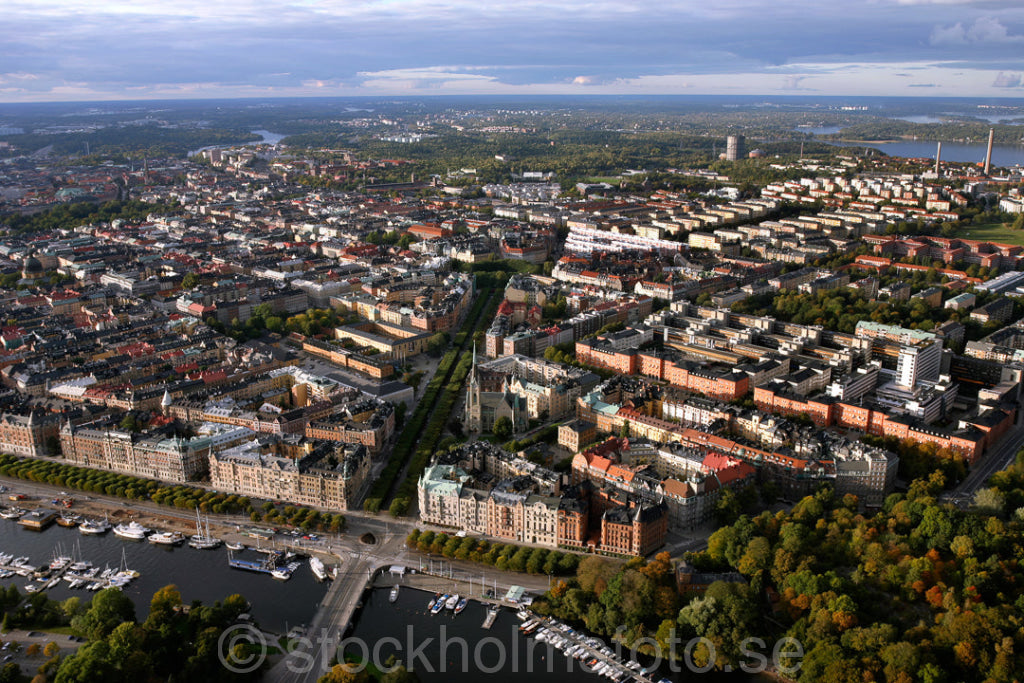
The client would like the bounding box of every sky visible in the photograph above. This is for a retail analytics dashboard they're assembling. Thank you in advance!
[2,0,1024,102]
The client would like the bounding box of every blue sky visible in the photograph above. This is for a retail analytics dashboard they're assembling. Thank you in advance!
[2,0,1023,101]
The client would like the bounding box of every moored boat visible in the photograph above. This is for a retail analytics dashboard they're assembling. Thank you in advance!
[454,597,468,614]
[310,556,329,581]
[56,513,81,528]
[444,593,459,610]
[79,516,110,535]
[431,594,448,615]
[148,531,185,546]
[113,521,150,540]
[188,507,221,549]
[389,585,400,603]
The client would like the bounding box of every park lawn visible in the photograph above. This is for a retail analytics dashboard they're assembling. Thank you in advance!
[959,222,1024,246]
[584,176,621,184]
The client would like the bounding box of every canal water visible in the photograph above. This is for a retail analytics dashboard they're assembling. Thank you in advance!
[345,587,769,682]
[0,519,328,633]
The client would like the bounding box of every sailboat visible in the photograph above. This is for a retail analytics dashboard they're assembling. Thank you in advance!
[188,507,221,549]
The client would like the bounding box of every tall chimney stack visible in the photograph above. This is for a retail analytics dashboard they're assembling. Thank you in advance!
[984,128,994,176]
[935,142,941,176]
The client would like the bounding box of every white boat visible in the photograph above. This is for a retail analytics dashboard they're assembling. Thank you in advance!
[431,594,448,615]
[0,508,24,520]
[454,597,468,614]
[113,521,150,540]
[12,557,30,567]
[188,507,221,549]
[271,568,291,580]
[79,516,111,535]
[445,594,459,610]
[310,556,329,581]
[148,531,185,546]
[49,555,71,571]
[24,584,38,593]
[389,585,400,603]
[225,541,245,551]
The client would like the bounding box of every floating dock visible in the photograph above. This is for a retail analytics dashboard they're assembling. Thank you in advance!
[18,510,57,531]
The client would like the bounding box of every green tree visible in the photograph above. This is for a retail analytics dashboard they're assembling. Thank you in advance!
[181,272,200,290]
[70,588,135,641]
[492,416,513,441]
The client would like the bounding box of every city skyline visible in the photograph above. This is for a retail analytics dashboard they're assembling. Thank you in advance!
[2,0,1024,102]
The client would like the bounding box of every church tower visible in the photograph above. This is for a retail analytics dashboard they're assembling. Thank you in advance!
[464,342,481,432]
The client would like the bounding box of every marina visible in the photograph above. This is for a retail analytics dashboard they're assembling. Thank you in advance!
[0,516,327,632]
[346,586,609,683]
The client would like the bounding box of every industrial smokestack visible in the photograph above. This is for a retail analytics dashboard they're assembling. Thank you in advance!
[984,128,994,176]
[935,142,941,176]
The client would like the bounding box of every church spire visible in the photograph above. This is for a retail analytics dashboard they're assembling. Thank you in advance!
[469,341,477,385]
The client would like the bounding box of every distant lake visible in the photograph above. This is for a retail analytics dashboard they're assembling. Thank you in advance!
[897,113,1024,125]
[188,129,286,156]
[252,129,286,144]
[824,139,1024,168]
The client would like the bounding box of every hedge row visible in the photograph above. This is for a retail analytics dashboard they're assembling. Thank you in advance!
[0,454,345,532]
[364,286,496,513]
[406,529,580,576]
[0,454,252,515]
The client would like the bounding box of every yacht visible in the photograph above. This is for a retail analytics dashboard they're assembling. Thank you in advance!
[24,584,38,593]
[445,593,460,610]
[113,521,150,540]
[225,541,245,551]
[79,516,110,535]
[454,597,468,614]
[0,508,24,520]
[188,507,221,549]
[431,594,448,615]
[149,531,185,546]
[271,567,291,580]
[389,585,400,603]
[310,556,329,581]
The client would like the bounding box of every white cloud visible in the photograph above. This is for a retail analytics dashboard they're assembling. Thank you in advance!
[992,71,1022,87]
[931,17,1024,46]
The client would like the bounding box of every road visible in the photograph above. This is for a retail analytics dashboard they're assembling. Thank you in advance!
[943,419,1024,507]
[269,529,409,683]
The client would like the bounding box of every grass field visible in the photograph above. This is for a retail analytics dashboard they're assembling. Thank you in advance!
[959,222,1024,246]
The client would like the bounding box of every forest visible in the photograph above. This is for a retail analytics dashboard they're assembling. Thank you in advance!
[533,466,1024,683]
